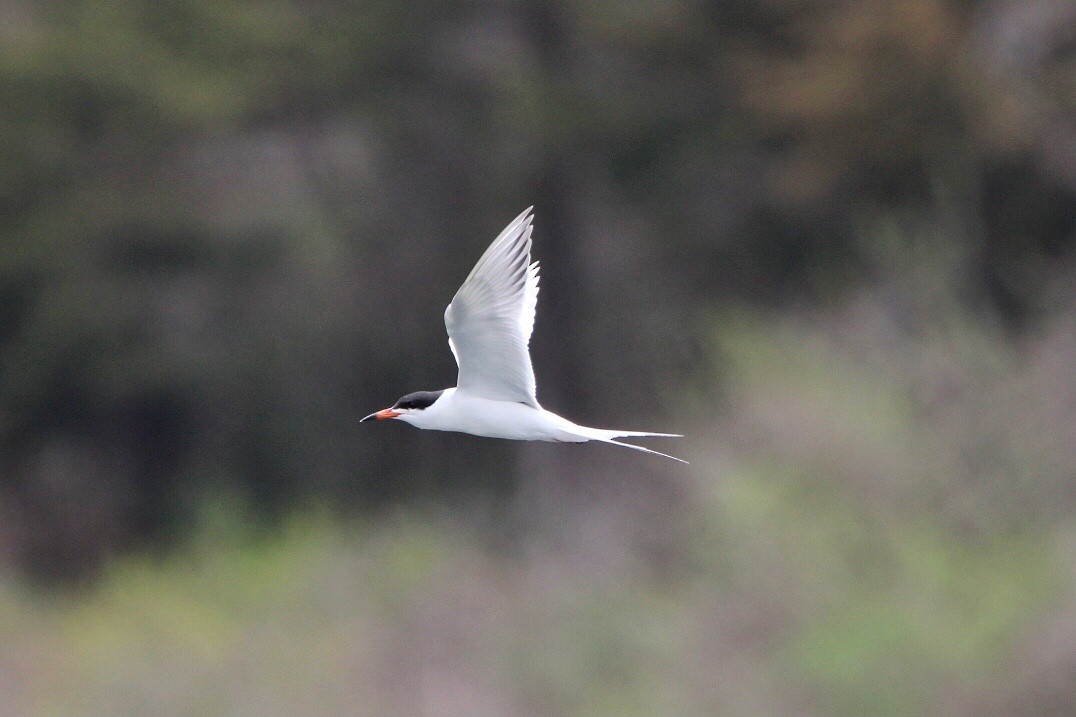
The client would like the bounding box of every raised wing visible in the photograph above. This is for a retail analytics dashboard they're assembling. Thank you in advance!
[444,207,541,407]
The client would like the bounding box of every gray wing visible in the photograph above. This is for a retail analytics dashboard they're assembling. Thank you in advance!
[444,207,541,407]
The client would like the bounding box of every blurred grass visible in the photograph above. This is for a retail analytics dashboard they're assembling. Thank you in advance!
[3,295,1074,716]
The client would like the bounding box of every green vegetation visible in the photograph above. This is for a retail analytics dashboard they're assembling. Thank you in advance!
[2,0,1074,713]
[5,303,1073,715]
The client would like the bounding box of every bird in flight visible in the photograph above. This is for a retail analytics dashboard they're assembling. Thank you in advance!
[361,208,686,462]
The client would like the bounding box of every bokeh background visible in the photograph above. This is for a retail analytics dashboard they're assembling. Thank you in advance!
[2,1,1076,714]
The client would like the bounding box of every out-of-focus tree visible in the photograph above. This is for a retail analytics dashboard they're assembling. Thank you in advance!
[0,0,1072,580]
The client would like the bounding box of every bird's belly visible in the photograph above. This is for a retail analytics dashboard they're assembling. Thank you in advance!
[431,398,573,441]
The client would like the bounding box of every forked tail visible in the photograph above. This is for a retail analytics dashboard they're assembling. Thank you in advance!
[565,426,688,464]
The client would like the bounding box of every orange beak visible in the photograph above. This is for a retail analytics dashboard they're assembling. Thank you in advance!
[360,408,401,422]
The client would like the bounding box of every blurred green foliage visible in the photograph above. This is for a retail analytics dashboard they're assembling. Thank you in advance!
[1,0,1075,712]
[2,0,1074,578]
[5,304,1074,715]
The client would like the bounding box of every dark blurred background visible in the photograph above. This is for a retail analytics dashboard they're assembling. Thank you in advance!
[2,1,1075,715]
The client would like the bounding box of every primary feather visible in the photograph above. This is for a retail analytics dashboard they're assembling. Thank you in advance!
[445,207,541,408]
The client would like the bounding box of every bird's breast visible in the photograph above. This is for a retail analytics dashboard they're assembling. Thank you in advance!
[422,394,566,441]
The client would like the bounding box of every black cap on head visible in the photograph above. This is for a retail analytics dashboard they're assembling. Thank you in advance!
[392,390,445,411]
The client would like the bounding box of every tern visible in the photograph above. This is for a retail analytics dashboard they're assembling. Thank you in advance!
[361,208,686,463]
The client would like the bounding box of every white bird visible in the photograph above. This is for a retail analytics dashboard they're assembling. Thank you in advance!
[361,207,686,463]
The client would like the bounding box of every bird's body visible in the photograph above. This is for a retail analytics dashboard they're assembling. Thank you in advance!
[362,208,686,463]
[395,387,680,445]
[403,388,574,441]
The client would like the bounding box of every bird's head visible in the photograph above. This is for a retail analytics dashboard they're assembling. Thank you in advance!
[361,390,445,425]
